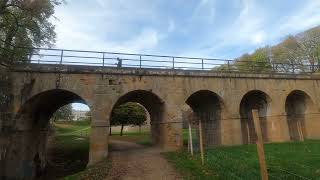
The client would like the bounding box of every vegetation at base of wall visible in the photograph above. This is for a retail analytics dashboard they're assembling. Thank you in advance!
[44,121,91,179]
[63,159,111,180]
[164,140,320,179]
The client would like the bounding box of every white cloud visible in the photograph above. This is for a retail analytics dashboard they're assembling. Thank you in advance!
[109,28,160,53]
[277,0,320,35]
[52,0,320,60]
[183,0,266,57]
[251,31,266,45]
[52,0,166,54]
[192,0,216,22]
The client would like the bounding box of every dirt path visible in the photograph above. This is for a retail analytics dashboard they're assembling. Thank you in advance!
[106,140,182,180]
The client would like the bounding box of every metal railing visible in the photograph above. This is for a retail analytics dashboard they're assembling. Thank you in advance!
[4,47,320,74]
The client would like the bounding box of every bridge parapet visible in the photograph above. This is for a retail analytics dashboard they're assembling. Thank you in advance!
[12,63,320,80]
[9,47,320,74]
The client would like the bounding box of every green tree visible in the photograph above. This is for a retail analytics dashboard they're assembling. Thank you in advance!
[296,26,320,71]
[51,104,74,122]
[233,48,271,72]
[234,26,320,73]
[131,105,147,133]
[0,0,63,64]
[111,102,147,136]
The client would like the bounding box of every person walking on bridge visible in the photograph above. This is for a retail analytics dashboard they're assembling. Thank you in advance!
[117,57,122,68]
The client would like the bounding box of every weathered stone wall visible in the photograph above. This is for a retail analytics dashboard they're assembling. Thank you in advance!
[0,64,12,179]
[4,64,320,179]
[0,64,12,132]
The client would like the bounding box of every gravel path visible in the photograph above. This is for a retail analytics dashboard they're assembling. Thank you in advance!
[106,140,182,180]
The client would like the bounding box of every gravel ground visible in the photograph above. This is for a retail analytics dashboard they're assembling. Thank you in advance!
[106,140,182,180]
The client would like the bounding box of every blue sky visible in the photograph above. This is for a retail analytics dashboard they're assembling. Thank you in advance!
[53,0,320,110]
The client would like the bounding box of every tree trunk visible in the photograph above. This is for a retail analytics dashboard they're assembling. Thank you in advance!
[139,125,141,134]
[120,124,124,136]
[109,127,112,136]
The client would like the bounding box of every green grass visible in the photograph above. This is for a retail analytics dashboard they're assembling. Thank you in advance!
[183,128,197,146]
[51,122,155,179]
[45,121,92,179]
[110,131,152,146]
[165,140,320,180]
[53,121,91,136]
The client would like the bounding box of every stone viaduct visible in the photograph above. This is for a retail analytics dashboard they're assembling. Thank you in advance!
[2,63,320,179]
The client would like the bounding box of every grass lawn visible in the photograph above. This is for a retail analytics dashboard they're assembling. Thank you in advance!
[50,121,150,179]
[165,140,320,179]
[45,121,110,179]
[53,121,91,136]
[109,131,152,146]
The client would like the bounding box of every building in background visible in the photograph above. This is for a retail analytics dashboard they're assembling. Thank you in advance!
[72,110,89,121]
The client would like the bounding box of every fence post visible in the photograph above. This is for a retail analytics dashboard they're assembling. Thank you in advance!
[297,120,304,141]
[292,63,295,73]
[199,119,204,165]
[140,55,142,68]
[188,121,194,156]
[102,53,105,67]
[202,59,204,70]
[252,109,268,180]
[172,57,175,69]
[60,50,64,64]
[272,62,275,72]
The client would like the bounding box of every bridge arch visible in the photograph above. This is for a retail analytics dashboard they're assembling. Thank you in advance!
[240,90,271,144]
[186,90,224,146]
[285,90,315,141]
[6,89,91,179]
[110,90,164,146]
[14,89,90,129]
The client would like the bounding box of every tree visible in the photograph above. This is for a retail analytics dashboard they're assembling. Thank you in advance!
[131,105,147,133]
[110,102,147,136]
[233,47,272,72]
[234,26,320,73]
[0,0,63,64]
[51,104,74,122]
[296,26,320,71]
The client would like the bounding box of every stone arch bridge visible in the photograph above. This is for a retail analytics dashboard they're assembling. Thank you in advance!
[2,63,320,178]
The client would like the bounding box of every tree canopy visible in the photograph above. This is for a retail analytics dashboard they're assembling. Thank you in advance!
[110,102,147,136]
[51,104,74,121]
[219,26,320,73]
[0,0,63,64]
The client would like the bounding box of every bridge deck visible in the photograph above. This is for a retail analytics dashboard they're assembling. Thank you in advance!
[12,63,320,80]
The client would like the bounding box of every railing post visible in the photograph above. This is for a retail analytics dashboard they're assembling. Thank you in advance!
[292,63,295,73]
[272,62,275,72]
[202,59,204,70]
[60,50,64,64]
[172,57,175,69]
[139,55,142,68]
[102,53,105,67]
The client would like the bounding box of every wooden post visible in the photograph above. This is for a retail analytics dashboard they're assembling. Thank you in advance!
[252,109,268,180]
[188,121,194,156]
[199,119,204,165]
[297,120,304,141]
[246,122,250,143]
